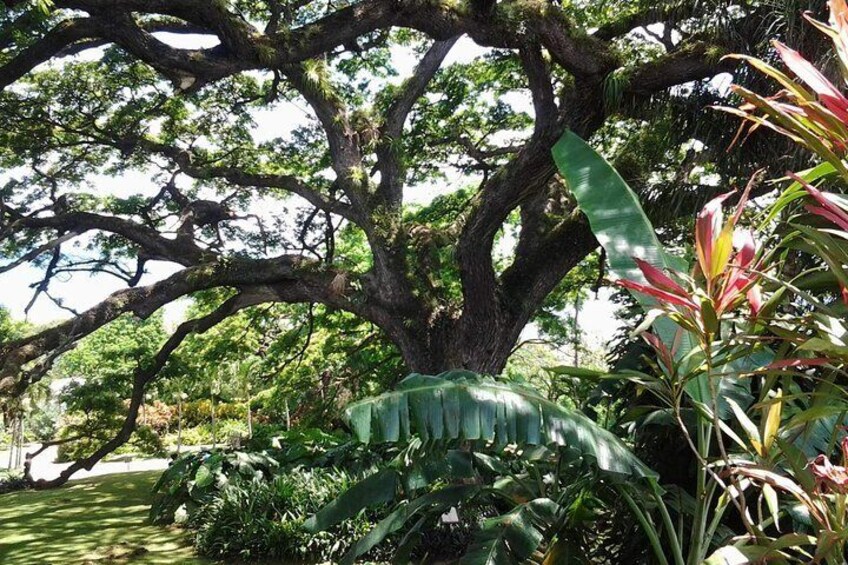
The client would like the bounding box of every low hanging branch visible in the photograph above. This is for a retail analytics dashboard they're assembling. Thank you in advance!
[26,291,267,488]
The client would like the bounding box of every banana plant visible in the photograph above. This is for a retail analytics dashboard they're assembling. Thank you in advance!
[304,371,676,564]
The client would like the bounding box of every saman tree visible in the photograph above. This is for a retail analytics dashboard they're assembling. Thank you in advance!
[0,0,813,484]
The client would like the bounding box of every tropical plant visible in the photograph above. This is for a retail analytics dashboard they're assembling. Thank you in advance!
[306,370,678,564]
[553,132,778,565]
[682,1,848,561]
[191,468,385,563]
[558,113,848,565]
[150,449,280,525]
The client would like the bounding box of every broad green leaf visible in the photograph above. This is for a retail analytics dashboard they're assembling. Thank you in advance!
[683,345,764,419]
[705,544,768,565]
[553,131,762,417]
[193,464,214,489]
[340,484,481,565]
[345,371,655,479]
[303,468,399,533]
[461,498,560,565]
[552,130,688,350]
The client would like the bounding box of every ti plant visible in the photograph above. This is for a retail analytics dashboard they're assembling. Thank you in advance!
[555,126,775,565]
[703,176,848,562]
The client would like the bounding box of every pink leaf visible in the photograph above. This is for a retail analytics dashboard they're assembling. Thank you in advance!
[805,204,848,232]
[616,279,699,310]
[642,332,674,372]
[633,258,689,296]
[746,284,763,317]
[774,41,848,124]
[789,171,848,230]
[732,229,757,268]
[766,358,831,369]
[696,191,735,280]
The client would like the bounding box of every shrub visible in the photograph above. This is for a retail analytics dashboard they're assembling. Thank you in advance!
[150,450,281,525]
[166,425,210,447]
[0,469,27,494]
[150,444,398,563]
[241,423,286,452]
[138,401,174,433]
[165,420,248,449]
[181,400,246,427]
[217,420,248,446]
[191,468,384,563]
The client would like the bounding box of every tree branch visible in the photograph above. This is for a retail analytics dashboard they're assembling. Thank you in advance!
[455,43,562,341]
[0,18,100,89]
[625,41,735,98]
[5,209,209,265]
[376,36,459,209]
[28,291,263,488]
[0,254,345,395]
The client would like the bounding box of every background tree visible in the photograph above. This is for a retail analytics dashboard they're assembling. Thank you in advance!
[44,313,167,464]
[0,0,822,484]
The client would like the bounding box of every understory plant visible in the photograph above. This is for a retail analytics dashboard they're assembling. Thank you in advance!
[305,370,674,564]
[190,467,383,562]
[149,443,396,562]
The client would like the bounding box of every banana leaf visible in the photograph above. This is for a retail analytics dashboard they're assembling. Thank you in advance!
[461,498,560,565]
[552,129,689,350]
[345,370,656,480]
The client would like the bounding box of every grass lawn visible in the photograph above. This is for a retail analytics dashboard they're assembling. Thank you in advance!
[0,470,210,565]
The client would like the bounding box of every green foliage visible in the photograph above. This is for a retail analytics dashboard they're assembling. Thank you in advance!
[0,306,27,342]
[553,130,688,348]
[463,498,559,564]
[56,424,164,462]
[149,442,397,563]
[0,469,27,494]
[345,370,654,479]
[307,370,659,563]
[150,450,281,525]
[180,401,246,428]
[191,469,384,563]
[171,296,404,429]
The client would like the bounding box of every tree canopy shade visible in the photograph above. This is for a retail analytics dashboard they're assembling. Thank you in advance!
[0,0,811,482]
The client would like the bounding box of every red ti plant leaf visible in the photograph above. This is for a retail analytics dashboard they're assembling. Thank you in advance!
[788,171,848,231]
[695,191,736,283]
[765,358,832,369]
[615,279,698,311]
[746,285,763,317]
[810,453,848,493]
[773,41,848,124]
[633,258,689,296]
[642,332,675,374]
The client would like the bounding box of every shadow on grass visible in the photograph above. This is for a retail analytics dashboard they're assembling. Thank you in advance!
[0,470,210,565]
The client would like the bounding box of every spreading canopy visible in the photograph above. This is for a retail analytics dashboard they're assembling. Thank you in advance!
[0,1,811,484]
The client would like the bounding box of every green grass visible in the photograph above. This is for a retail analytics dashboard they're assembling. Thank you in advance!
[0,471,210,565]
